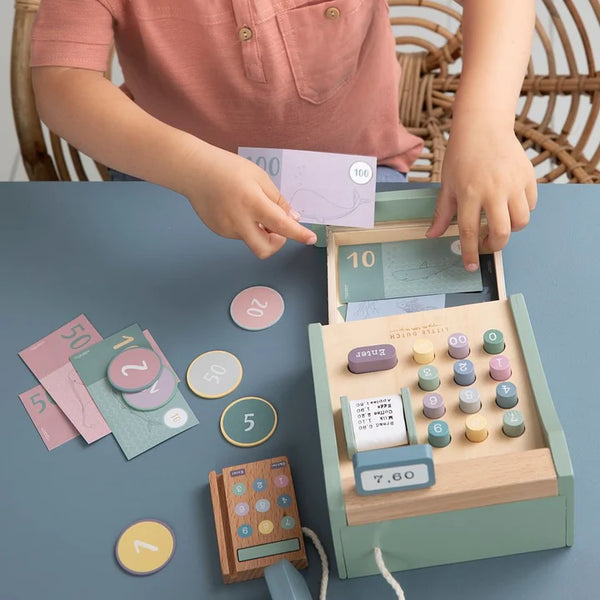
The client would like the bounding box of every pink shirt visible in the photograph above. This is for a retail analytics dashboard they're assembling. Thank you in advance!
[31,0,423,172]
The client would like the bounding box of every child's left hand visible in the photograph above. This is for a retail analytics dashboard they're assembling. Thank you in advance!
[426,118,538,271]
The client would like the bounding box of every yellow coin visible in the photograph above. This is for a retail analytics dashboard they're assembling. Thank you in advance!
[115,519,175,576]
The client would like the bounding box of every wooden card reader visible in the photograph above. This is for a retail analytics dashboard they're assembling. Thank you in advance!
[208,456,308,583]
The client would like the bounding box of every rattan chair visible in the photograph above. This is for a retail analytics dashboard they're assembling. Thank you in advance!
[11,0,600,182]
[11,0,112,180]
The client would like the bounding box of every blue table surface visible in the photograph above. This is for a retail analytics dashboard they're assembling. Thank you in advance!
[0,182,598,600]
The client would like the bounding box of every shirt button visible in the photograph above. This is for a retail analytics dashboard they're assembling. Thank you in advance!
[238,26,253,41]
[325,6,340,19]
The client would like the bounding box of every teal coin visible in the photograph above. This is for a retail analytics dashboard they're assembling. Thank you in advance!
[220,396,278,447]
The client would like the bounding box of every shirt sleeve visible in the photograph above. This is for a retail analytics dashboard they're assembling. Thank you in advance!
[31,0,114,72]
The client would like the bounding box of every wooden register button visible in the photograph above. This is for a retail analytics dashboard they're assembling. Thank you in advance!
[348,344,397,374]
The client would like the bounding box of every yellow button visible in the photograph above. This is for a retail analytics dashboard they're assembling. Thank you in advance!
[325,6,340,19]
[412,338,435,364]
[258,520,274,535]
[238,26,253,42]
[115,519,175,575]
[465,414,488,443]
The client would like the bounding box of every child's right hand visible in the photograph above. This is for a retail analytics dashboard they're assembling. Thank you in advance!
[31,67,315,259]
[181,145,317,259]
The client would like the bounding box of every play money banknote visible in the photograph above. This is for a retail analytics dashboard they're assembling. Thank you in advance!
[19,314,110,443]
[239,147,377,228]
[70,324,197,460]
[338,236,483,303]
[345,253,499,321]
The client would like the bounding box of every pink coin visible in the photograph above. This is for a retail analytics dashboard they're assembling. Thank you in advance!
[107,347,163,392]
[230,286,285,331]
[122,367,177,411]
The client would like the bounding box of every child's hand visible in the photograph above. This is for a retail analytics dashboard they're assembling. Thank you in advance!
[426,119,537,271]
[182,146,316,259]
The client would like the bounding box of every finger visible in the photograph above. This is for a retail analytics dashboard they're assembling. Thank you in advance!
[242,222,287,259]
[479,199,511,254]
[456,199,482,272]
[260,180,302,222]
[259,201,317,245]
[508,191,531,232]
[525,175,538,211]
[426,185,456,238]
[272,192,302,221]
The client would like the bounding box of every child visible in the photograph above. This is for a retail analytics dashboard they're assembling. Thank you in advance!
[31,0,537,270]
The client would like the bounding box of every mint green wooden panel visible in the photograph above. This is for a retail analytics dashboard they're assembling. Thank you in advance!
[308,323,349,578]
[339,497,568,578]
[401,387,419,445]
[509,294,575,545]
[310,187,440,247]
[374,188,439,223]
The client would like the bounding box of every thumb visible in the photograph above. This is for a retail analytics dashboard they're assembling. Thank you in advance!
[426,185,455,238]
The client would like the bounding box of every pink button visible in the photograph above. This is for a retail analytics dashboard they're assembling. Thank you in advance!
[273,475,289,488]
[107,347,163,392]
[489,355,512,381]
[230,286,285,331]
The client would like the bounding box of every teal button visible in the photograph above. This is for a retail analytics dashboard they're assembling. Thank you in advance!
[253,478,267,492]
[428,420,451,448]
[232,482,246,496]
[483,329,505,354]
[418,365,440,391]
[496,381,518,409]
[281,516,296,530]
[502,410,525,437]
[237,524,252,539]
[277,494,292,508]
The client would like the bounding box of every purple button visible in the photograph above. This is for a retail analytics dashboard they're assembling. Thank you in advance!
[489,355,512,381]
[448,333,470,359]
[234,502,250,516]
[423,393,445,419]
[348,344,397,374]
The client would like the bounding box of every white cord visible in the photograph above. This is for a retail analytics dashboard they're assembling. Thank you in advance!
[300,528,406,599]
[302,526,329,600]
[373,547,406,599]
